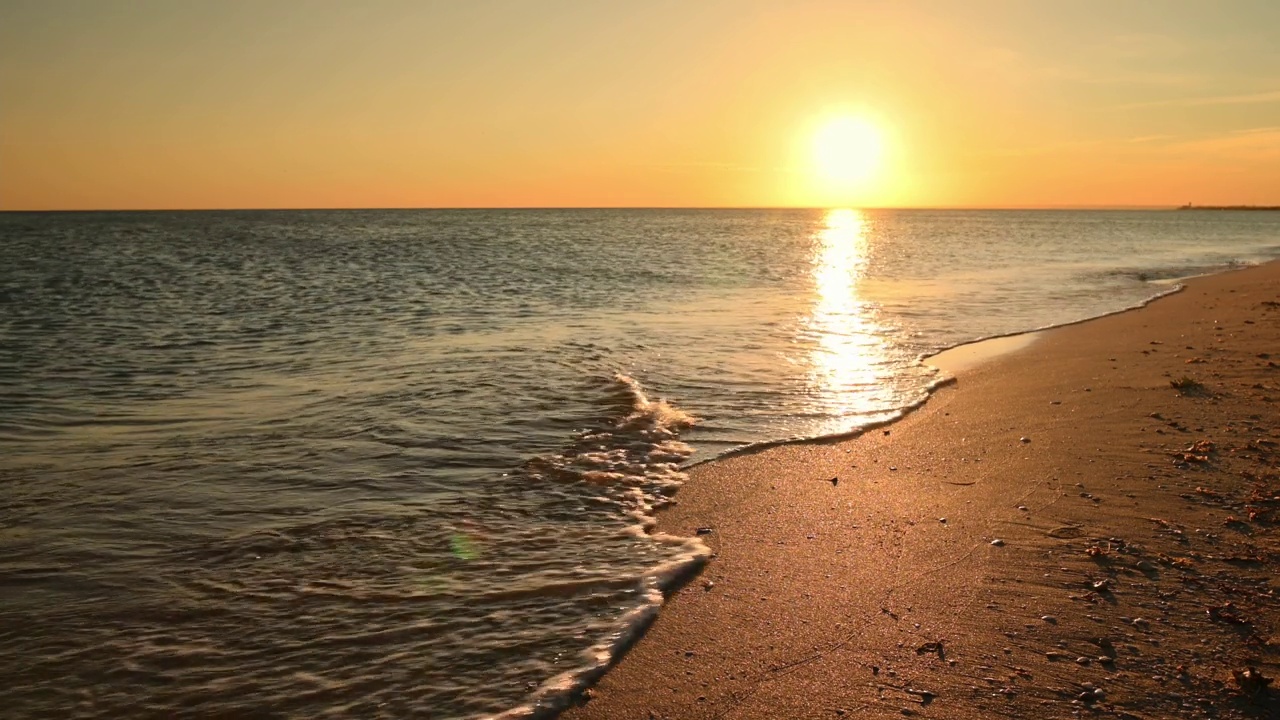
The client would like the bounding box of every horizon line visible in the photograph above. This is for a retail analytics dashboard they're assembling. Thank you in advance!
[0,204,1232,213]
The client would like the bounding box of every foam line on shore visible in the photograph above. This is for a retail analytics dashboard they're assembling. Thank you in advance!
[920,258,1277,379]
[684,373,957,469]
[493,547,709,720]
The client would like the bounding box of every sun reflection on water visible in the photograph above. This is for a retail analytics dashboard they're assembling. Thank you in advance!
[806,208,893,430]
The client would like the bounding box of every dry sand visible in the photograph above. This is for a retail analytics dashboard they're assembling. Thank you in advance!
[563,261,1280,720]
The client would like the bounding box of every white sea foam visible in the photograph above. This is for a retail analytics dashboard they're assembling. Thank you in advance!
[490,374,709,720]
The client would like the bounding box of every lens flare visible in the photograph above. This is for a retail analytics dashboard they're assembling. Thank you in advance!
[449,533,479,561]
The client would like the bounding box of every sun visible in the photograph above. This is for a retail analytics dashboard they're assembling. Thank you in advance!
[812,116,884,190]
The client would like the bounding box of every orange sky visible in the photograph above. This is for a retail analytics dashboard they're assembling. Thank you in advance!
[2,1,1278,210]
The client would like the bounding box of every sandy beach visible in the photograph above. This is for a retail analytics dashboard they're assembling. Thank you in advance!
[564,261,1280,720]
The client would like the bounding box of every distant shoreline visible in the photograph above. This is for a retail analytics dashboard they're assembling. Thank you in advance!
[1176,204,1280,211]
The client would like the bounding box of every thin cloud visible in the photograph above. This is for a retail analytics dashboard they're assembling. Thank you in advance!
[1230,126,1280,135]
[1117,90,1280,110]
[1164,128,1280,159]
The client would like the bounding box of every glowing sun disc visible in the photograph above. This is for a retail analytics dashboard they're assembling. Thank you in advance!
[813,116,883,187]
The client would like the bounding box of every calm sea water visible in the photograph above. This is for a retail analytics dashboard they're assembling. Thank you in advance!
[2,209,1277,718]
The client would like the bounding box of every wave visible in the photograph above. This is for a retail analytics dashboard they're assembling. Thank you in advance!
[1093,256,1267,285]
[492,549,704,720]
[612,372,698,433]
[493,374,709,719]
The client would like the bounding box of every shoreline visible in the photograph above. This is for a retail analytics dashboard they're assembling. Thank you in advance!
[689,269,1205,471]
[562,260,1280,719]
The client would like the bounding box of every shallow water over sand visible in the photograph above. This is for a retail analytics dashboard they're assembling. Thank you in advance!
[1,209,1277,717]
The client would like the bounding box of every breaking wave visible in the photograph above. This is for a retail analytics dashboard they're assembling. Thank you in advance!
[495,373,709,719]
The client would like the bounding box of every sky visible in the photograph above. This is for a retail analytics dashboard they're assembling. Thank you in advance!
[1,0,1278,210]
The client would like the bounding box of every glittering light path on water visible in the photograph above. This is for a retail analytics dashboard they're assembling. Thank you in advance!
[805,209,900,434]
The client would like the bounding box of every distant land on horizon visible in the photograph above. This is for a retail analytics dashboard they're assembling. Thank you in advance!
[1177,204,1280,211]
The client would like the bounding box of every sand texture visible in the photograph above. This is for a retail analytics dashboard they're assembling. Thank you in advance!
[562,262,1280,720]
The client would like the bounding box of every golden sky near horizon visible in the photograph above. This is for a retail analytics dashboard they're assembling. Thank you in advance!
[2,0,1279,210]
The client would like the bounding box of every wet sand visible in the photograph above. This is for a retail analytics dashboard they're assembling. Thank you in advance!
[563,261,1280,719]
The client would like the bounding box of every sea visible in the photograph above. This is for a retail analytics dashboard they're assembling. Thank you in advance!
[2,208,1277,718]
